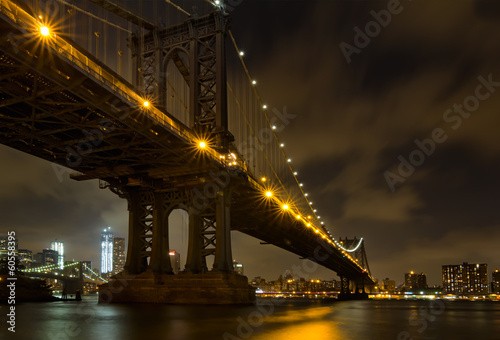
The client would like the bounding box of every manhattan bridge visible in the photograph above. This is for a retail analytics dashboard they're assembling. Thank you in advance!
[0,0,374,303]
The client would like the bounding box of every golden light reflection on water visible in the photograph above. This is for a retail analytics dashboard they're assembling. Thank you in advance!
[249,306,350,340]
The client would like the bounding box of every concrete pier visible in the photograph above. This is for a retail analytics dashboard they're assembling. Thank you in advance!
[98,272,256,304]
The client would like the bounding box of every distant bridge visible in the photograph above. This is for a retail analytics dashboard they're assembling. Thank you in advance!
[21,261,107,294]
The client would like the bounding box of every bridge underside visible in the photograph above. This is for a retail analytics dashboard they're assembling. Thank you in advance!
[0,3,372,304]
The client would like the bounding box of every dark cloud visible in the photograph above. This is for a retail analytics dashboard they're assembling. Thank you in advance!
[229,0,500,284]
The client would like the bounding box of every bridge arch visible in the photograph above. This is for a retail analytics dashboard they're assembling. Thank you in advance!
[161,47,191,127]
[165,206,189,274]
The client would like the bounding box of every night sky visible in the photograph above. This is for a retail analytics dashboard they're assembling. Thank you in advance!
[1,0,500,286]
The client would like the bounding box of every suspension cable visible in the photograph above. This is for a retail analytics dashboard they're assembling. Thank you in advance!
[228,29,321,224]
[165,0,191,16]
[54,0,132,33]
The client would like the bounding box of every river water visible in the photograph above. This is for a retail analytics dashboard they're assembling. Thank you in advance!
[2,296,500,339]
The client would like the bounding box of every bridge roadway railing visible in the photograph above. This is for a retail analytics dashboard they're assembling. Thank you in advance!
[0,0,222,159]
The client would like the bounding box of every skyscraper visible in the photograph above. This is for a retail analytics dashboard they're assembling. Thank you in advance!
[404,271,427,291]
[50,240,64,269]
[113,237,125,275]
[101,227,113,276]
[17,249,33,269]
[42,249,58,266]
[382,278,396,293]
[233,260,244,275]
[492,269,500,294]
[442,262,489,294]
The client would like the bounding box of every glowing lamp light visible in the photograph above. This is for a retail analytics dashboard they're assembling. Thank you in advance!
[263,105,267,109]
[143,101,150,107]
[280,143,285,147]
[282,204,289,210]
[293,172,298,175]
[272,125,277,130]
[265,191,272,198]
[40,26,50,36]
[296,215,301,219]
[261,177,267,182]
[198,141,207,149]
[252,80,257,85]
[239,51,245,56]
[287,158,291,162]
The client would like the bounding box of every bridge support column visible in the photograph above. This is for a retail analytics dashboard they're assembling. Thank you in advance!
[100,183,255,304]
[185,187,234,273]
[150,192,173,276]
[123,189,151,275]
[214,188,233,272]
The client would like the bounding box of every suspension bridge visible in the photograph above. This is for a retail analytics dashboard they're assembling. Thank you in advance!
[0,0,374,303]
[20,261,108,295]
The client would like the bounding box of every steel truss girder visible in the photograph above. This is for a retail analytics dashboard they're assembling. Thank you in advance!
[0,25,207,180]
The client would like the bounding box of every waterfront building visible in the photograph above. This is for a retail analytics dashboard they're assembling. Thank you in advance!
[404,271,427,291]
[112,237,125,275]
[492,269,500,294]
[442,262,488,294]
[233,260,244,275]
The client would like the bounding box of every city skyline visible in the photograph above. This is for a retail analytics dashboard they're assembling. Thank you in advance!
[1,0,500,287]
[5,231,500,289]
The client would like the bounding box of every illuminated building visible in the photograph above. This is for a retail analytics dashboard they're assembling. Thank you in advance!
[169,250,181,274]
[233,260,244,275]
[101,227,113,277]
[442,262,488,294]
[35,249,58,266]
[17,249,33,269]
[492,269,500,294]
[112,237,125,275]
[382,278,396,293]
[50,240,64,269]
[404,271,427,291]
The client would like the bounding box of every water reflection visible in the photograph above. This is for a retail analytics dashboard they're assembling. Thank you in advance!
[5,297,500,340]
